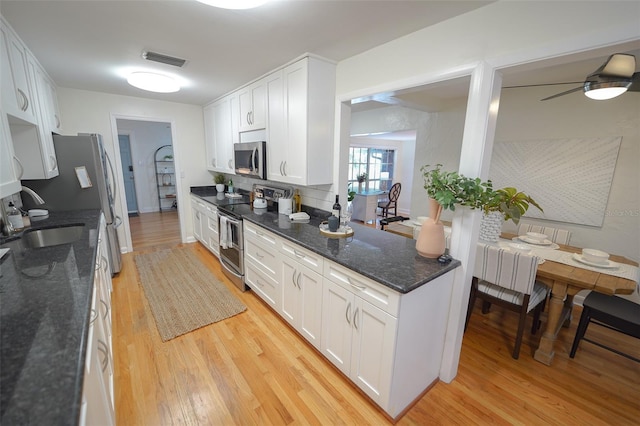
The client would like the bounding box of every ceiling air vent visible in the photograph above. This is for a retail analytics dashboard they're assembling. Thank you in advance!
[142,50,187,68]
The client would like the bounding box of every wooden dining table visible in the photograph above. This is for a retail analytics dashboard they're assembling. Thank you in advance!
[384,222,638,365]
[500,233,638,365]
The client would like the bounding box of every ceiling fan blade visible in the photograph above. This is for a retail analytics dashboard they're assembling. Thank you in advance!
[593,53,636,78]
[627,72,640,92]
[540,86,583,101]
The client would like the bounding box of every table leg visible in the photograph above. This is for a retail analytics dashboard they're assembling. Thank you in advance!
[534,282,569,365]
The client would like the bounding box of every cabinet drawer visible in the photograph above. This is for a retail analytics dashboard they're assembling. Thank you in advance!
[279,239,323,275]
[244,237,279,280]
[244,221,278,248]
[323,260,399,317]
[245,259,280,310]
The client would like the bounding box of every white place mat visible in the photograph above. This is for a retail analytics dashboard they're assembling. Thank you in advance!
[531,247,639,281]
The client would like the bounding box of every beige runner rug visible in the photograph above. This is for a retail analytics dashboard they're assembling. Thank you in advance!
[134,246,246,342]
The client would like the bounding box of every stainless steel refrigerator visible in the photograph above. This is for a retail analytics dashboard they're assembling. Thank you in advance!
[22,133,122,275]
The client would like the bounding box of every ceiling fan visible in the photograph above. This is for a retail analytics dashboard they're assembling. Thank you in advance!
[540,53,640,101]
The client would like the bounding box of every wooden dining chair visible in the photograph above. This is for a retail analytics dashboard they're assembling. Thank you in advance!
[517,223,571,245]
[377,182,401,218]
[465,243,550,359]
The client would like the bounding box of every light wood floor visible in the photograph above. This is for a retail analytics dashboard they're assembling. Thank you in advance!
[115,212,640,425]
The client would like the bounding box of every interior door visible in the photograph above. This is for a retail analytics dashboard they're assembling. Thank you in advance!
[118,135,138,214]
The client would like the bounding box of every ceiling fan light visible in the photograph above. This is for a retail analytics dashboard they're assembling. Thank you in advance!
[195,0,269,9]
[584,80,631,100]
[127,72,180,93]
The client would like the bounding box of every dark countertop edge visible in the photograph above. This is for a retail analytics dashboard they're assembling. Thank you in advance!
[189,189,460,294]
[0,209,102,425]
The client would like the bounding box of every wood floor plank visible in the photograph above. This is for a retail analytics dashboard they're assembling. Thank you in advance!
[114,212,640,425]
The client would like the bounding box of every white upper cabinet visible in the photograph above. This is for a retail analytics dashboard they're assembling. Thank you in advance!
[238,79,266,132]
[203,94,237,174]
[267,56,336,186]
[0,108,21,198]
[1,19,37,124]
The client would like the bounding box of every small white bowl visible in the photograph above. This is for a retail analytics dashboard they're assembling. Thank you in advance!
[582,248,609,264]
[526,232,548,242]
[509,243,532,253]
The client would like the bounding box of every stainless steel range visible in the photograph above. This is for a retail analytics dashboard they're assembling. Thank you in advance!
[216,183,292,291]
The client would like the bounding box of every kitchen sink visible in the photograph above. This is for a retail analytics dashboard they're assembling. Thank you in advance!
[21,224,85,249]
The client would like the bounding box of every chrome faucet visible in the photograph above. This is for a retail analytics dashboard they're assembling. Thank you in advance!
[21,186,45,205]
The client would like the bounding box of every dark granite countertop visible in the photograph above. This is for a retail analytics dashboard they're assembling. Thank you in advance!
[191,189,460,294]
[0,209,102,425]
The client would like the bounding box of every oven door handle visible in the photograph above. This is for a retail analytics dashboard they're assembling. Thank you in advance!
[220,257,242,278]
[220,215,241,227]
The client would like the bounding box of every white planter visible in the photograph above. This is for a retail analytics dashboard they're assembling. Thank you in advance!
[216,183,225,193]
[479,211,504,242]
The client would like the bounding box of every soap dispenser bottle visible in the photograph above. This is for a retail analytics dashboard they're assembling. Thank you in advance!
[7,202,24,232]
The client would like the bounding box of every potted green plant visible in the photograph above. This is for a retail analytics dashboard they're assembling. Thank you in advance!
[478,186,543,242]
[356,172,367,192]
[214,174,226,193]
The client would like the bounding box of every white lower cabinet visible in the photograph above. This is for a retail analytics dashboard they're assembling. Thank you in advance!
[243,222,454,419]
[81,214,114,426]
[321,272,397,406]
[191,195,221,258]
[281,256,323,350]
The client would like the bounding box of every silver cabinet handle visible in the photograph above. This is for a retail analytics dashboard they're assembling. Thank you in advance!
[90,308,98,325]
[353,308,359,330]
[101,256,109,273]
[347,277,366,291]
[255,251,264,260]
[17,88,28,111]
[295,271,302,289]
[282,161,287,176]
[49,155,58,171]
[291,269,297,288]
[100,299,110,320]
[55,114,60,128]
[228,158,233,169]
[293,249,305,259]
[97,340,109,372]
[13,156,24,179]
[346,302,351,325]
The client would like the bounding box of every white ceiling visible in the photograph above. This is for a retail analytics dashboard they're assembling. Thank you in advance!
[2,1,638,112]
[0,0,493,106]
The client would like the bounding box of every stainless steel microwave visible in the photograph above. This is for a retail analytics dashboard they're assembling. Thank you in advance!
[234,141,266,180]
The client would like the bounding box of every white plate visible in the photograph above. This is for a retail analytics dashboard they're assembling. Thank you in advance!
[518,236,553,246]
[572,253,619,269]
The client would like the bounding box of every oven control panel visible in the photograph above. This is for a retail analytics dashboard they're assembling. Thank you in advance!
[253,184,292,201]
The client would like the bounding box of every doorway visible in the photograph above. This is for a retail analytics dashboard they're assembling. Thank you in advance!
[114,117,181,251]
[118,134,139,216]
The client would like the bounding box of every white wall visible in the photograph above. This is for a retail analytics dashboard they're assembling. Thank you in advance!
[116,119,174,214]
[57,87,210,252]
[496,86,639,261]
[334,0,640,382]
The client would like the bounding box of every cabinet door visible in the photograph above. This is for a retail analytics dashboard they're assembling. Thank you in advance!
[191,198,203,242]
[266,70,286,182]
[297,265,323,348]
[321,279,354,376]
[238,79,266,132]
[204,206,219,257]
[0,109,21,198]
[350,299,396,405]
[203,103,217,171]
[23,52,58,179]
[0,22,36,123]
[279,59,308,184]
[213,97,235,173]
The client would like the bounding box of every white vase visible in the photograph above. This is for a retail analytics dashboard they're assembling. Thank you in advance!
[479,211,504,242]
[216,183,225,193]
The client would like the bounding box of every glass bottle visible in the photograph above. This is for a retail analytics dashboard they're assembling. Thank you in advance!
[7,202,24,232]
[332,195,341,218]
[293,189,301,213]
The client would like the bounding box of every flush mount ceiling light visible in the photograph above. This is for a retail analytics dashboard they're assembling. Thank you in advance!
[195,0,269,9]
[127,72,180,93]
